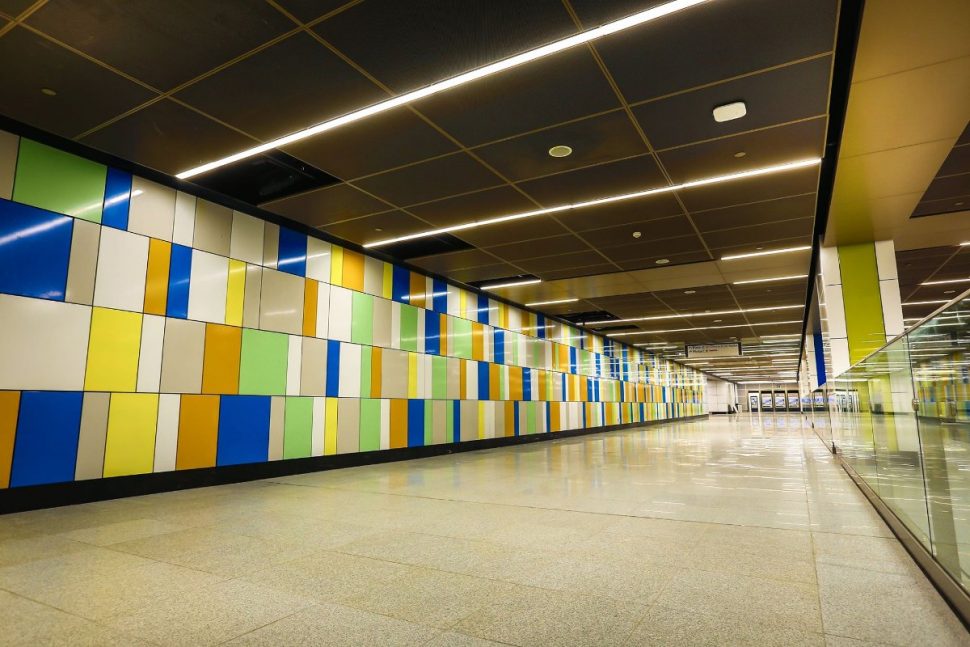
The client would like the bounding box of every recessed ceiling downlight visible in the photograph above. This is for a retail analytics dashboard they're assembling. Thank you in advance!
[548,145,573,158]
[656,258,670,265]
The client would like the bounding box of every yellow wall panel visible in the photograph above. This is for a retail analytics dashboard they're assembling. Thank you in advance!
[103,393,158,477]
[85,307,142,392]
[225,259,246,326]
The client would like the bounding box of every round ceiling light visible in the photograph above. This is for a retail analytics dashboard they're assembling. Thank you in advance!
[632,231,642,239]
[655,258,670,265]
[684,290,696,295]
[733,151,746,158]
[548,145,573,158]
[41,87,57,96]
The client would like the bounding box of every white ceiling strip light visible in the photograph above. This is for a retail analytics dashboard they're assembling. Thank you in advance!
[364,158,820,248]
[176,0,712,179]
[478,279,541,290]
[606,320,803,337]
[584,304,803,326]
[733,274,808,285]
[525,298,579,306]
[720,245,812,261]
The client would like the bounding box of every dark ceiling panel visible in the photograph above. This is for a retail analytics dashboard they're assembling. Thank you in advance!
[702,218,814,251]
[318,210,430,245]
[555,193,683,232]
[0,0,34,17]
[517,153,666,206]
[579,214,696,250]
[617,250,710,271]
[354,151,504,207]
[26,0,294,90]
[408,248,500,274]
[658,118,827,185]
[539,263,619,281]
[413,47,620,146]
[653,284,735,309]
[79,98,255,175]
[921,173,970,202]
[175,32,385,141]
[678,165,819,213]
[515,252,613,276]
[406,185,535,228]
[600,234,706,262]
[936,143,970,177]
[587,0,836,103]
[635,57,831,151]
[485,234,594,262]
[312,0,577,93]
[472,109,646,182]
[449,263,528,284]
[456,215,573,248]
[284,108,457,181]
[0,26,155,138]
[691,193,816,232]
[261,183,390,227]
[912,196,969,218]
[273,0,349,23]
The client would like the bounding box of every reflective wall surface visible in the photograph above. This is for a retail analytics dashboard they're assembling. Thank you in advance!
[823,292,970,592]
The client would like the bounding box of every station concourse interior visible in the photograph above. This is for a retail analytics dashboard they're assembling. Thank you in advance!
[0,1,969,645]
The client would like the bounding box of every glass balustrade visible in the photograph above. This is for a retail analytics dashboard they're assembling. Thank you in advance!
[822,290,970,592]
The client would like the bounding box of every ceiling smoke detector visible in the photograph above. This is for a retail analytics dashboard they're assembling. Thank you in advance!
[548,145,573,158]
[713,101,747,123]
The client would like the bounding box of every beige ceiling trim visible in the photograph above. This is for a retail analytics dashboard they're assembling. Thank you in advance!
[825,0,970,247]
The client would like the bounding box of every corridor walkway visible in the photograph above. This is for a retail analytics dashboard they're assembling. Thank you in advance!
[1,414,966,646]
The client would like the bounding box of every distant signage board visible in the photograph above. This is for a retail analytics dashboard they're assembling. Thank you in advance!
[685,343,741,358]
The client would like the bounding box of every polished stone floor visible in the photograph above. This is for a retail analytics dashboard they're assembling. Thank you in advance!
[1,414,967,646]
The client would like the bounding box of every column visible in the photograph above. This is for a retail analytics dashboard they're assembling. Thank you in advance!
[818,240,904,377]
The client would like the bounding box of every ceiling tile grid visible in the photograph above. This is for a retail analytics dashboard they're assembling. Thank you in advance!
[0,0,844,381]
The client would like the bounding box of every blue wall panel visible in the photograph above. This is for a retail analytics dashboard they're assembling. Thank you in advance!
[217,395,271,466]
[10,391,83,486]
[0,199,73,301]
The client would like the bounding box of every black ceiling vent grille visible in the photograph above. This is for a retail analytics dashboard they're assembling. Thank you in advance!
[558,310,618,326]
[467,274,540,290]
[378,233,474,260]
[191,150,339,206]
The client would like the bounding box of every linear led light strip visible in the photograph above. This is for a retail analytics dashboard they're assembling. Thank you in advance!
[176,0,711,179]
[365,159,820,248]
[478,278,541,290]
[585,304,802,326]
[525,297,578,307]
[607,319,802,337]
[733,274,808,285]
[921,277,970,285]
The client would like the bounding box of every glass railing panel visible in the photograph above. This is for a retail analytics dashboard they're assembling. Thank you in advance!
[908,298,970,589]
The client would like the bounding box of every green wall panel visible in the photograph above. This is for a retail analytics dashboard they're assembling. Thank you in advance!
[13,139,106,223]
[239,329,288,395]
[283,397,313,459]
[840,243,886,364]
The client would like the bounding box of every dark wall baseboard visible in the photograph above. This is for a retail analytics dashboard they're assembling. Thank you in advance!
[0,415,708,514]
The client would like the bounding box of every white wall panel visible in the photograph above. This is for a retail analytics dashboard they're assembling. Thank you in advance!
[93,226,149,311]
[187,250,229,324]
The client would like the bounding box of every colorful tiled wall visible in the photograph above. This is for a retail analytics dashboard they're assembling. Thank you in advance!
[0,130,704,490]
